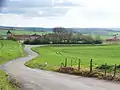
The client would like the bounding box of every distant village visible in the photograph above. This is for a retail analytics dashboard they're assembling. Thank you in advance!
[0,30,120,43]
[0,30,41,40]
[106,34,120,41]
[0,30,59,42]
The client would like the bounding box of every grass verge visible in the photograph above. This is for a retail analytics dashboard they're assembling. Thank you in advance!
[0,70,19,90]
[0,40,26,89]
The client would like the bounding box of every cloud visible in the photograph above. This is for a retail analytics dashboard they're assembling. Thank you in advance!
[0,7,69,17]
[6,0,52,8]
[4,0,78,8]
[52,0,79,7]
[24,7,69,17]
[0,0,79,17]
[1,0,120,28]
[0,0,5,10]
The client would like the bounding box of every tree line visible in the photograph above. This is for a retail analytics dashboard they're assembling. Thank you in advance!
[24,27,102,45]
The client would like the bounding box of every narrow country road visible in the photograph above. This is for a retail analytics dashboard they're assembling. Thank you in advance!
[2,45,120,90]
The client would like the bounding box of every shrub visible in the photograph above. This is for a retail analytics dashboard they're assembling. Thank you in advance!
[93,40,103,44]
[23,33,103,45]
[24,39,30,44]
[116,64,120,69]
[96,64,113,70]
[57,67,75,74]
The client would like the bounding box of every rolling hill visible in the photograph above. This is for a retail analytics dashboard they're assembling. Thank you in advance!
[0,26,120,37]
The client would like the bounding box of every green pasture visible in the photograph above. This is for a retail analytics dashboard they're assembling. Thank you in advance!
[0,40,25,64]
[0,30,52,36]
[26,44,120,69]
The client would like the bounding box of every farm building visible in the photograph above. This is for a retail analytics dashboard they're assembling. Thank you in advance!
[6,30,40,40]
[106,35,120,41]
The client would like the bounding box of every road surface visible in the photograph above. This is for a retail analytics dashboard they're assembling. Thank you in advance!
[2,45,120,90]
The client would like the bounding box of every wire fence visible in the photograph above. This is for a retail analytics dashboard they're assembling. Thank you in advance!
[60,58,120,79]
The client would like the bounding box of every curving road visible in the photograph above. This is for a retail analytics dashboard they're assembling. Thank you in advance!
[2,45,120,90]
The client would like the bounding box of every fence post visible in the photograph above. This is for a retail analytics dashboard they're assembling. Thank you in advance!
[113,64,117,78]
[78,59,81,71]
[60,63,64,68]
[64,58,67,67]
[71,59,73,67]
[90,59,93,72]
[105,63,107,77]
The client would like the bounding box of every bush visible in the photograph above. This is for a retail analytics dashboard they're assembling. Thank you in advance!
[24,39,30,44]
[30,39,40,45]
[93,40,102,44]
[24,39,50,45]
[116,65,120,69]
[57,67,105,78]
[23,33,103,45]
[96,64,113,70]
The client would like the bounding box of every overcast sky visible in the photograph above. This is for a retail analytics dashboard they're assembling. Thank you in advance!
[0,0,120,28]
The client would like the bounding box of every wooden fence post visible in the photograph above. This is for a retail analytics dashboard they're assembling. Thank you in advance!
[71,59,73,67]
[113,64,117,77]
[60,63,64,68]
[78,59,81,71]
[64,58,67,67]
[105,63,107,77]
[90,59,93,72]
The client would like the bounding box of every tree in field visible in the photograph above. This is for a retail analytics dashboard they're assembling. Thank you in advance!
[53,27,67,33]
[94,35,103,44]
[53,27,68,44]
[82,35,95,44]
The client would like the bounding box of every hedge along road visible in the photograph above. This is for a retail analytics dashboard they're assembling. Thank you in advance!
[2,45,120,90]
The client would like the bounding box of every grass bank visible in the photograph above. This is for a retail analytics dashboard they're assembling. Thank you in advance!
[0,40,26,89]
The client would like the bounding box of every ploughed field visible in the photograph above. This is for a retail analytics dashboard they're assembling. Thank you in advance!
[25,44,120,69]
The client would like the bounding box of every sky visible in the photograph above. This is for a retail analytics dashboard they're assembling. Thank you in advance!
[0,0,120,28]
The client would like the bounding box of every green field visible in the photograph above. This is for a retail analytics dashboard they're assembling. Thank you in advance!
[0,30,52,36]
[0,40,25,64]
[0,40,25,89]
[25,45,120,69]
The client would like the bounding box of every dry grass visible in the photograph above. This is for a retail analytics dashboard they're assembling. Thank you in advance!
[56,67,120,82]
